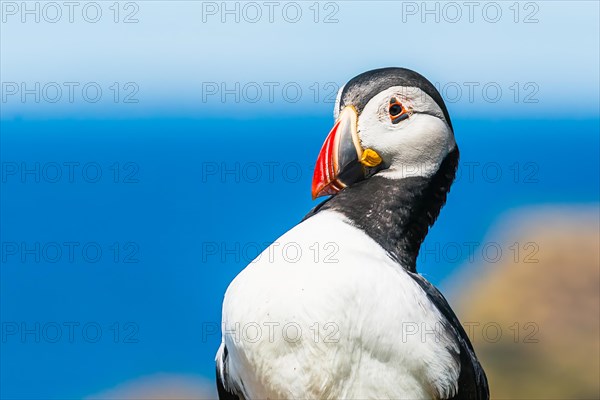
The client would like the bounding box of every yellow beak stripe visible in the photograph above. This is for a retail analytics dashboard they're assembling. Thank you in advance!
[359,148,383,167]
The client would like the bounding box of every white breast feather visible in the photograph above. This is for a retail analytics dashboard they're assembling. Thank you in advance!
[218,210,460,399]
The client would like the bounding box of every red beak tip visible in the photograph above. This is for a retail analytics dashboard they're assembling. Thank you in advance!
[311,184,323,200]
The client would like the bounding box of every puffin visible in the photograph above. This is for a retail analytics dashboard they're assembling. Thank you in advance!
[215,67,489,400]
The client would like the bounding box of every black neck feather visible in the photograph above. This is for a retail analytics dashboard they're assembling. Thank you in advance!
[304,147,459,272]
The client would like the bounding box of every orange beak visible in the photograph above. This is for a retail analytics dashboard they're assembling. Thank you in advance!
[312,107,381,199]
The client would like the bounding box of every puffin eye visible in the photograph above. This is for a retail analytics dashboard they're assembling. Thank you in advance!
[389,97,409,124]
[389,104,402,116]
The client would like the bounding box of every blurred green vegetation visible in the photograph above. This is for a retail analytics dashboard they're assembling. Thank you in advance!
[455,208,600,399]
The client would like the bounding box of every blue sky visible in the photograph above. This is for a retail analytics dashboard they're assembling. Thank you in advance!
[1,1,599,118]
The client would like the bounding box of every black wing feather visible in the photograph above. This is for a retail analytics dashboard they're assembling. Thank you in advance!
[216,345,242,400]
[410,273,489,400]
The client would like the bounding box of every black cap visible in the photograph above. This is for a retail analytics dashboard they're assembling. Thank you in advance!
[338,67,453,131]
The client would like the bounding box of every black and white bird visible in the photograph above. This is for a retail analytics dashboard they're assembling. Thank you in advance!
[216,67,489,400]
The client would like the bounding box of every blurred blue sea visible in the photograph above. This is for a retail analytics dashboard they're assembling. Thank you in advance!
[1,116,598,398]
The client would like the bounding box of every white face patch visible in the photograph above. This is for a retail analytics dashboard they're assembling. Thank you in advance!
[356,86,456,180]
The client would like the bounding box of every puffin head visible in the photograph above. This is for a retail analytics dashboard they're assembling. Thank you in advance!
[312,67,456,199]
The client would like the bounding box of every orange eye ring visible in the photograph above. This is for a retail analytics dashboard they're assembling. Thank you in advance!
[389,97,410,124]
